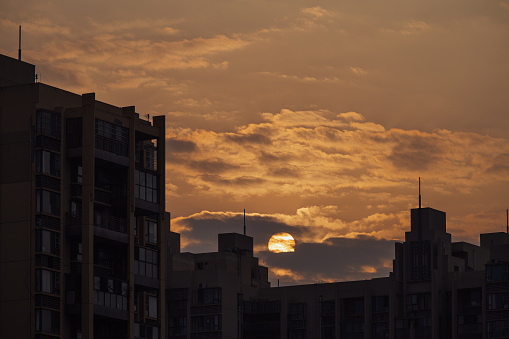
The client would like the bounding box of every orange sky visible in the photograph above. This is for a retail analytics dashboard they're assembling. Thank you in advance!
[2,0,508,285]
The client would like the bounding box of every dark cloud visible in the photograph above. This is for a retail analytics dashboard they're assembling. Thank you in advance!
[167,138,197,153]
[260,237,395,285]
[258,151,297,163]
[268,166,301,178]
[189,159,240,174]
[174,212,396,285]
[200,174,266,186]
[388,134,442,171]
[224,133,272,145]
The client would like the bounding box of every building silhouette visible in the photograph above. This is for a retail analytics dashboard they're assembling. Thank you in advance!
[165,207,509,339]
[166,232,270,339]
[0,54,168,338]
[1,53,509,339]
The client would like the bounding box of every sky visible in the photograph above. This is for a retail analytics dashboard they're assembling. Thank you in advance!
[1,0,509,286]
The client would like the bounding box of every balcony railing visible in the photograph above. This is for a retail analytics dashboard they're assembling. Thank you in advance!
[94,213,128,234]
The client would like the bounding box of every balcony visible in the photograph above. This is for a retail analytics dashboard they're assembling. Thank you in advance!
[66,213,128,243]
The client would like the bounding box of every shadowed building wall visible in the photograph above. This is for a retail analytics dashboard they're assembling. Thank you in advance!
[0,53,168,339]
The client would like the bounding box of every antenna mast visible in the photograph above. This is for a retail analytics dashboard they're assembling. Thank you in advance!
[418,177,421,209]
[243,209,246,235]
[18,25,21,61]
[506,209,508,234]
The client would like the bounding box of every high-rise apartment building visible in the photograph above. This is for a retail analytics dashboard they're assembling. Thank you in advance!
[0,54,168,339]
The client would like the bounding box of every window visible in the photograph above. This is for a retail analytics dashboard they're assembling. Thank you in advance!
[66,117,82,148]
[345,297,364,316]
[93,276,128,311]
[134,247,159,278]
[487,320,509,338]
[487,293,509,310]
[35,309,60,334]
[135,170,158,203]
[36,189,60,216]
[95,119,129,156]
[71,165,82,184]
[36,109,61,139]
[486,264,509,282]
[169,316,187,337]
[372,296,389,313]
[135,323,159,339]
[145,144,157,171]
[146,295,158,318]
[406,293,430,310]
[35,229,60,255]
[36,150,60,177]
[197,288,221,305]
[288,303,306,330]
[145,220,157,243]
[72,242,82,261]
[35,269,60,295]
[191,314,222,332]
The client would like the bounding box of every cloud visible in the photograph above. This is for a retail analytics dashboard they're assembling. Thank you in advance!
[167,138,198,154]
[301,7,334,19]
[171,210,399,284]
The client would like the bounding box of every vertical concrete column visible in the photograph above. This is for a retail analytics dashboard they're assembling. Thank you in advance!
[388,275,396,339]
[123,106,137,339]
[153,115,166,339]
[81,93,96,339]
[364,282,372,339]
[451,274,457,339]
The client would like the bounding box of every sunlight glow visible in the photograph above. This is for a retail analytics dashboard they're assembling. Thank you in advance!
[268,232,296,253]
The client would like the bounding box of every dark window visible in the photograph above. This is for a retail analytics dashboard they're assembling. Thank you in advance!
[36,189,60,216]
[135,170,158,203]
[66,117,82,148]
[372,296,389,313]
[93,276,128,311]
[35,150,60,177]
[134,247,159,279]
[146,294,158,318]
[487,293,509,310]
[406,293,430,311]
[35,229,60,255]
[145,144,157,171]
[197,288,221,305]
[71,165,82,184]
[345,298,364,316]
[191,314,222,332]
[35,269,60,295]
[36,109,61,139]
[35,309,60,334]
[486,264,509,282]
[95,119,129,156]
[145,220,157,243]
[487,320,509,338]
[134,323,159,339]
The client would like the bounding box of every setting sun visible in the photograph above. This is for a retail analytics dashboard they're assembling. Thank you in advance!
[268,232,296,253]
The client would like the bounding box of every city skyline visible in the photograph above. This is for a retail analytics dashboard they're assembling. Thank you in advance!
[1,0,509,285]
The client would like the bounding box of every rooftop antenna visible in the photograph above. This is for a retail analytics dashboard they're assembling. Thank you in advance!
[243,209,246,236]
[506,209,508,234]
[18,25,21,61]
[418,177,421,209]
